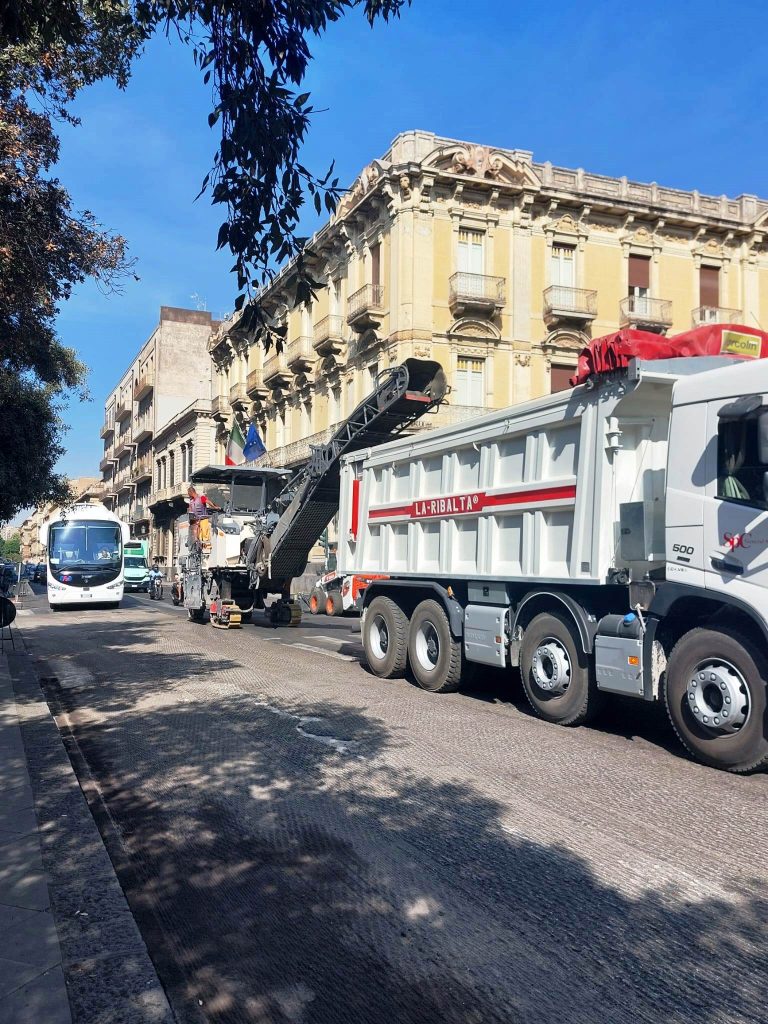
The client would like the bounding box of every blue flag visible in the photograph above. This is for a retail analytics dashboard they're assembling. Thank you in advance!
[243,422,266,462]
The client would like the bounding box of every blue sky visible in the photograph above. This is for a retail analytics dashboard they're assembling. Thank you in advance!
[52,0,768,489]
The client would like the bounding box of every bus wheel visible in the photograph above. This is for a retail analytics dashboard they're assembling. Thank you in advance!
[664,628,768,772]
[407,599,463,693]
[519,612,600,726]
[364,597,408,678]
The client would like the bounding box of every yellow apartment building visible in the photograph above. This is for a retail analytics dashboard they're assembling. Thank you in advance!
[209,128,768,470]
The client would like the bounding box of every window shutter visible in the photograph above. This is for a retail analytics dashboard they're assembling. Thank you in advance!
[628,254,650,290]
[370,243,380,287]
[550,366,573,393]
[700,265,720,307]
[458,230,484,274]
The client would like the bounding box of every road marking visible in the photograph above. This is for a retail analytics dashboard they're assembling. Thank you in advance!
[15,609,34,616]
[290,642,357,662]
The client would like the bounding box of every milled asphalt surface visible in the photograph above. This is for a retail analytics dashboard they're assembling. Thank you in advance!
[14,588,768,1024]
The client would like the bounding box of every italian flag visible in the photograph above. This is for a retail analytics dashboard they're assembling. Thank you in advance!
[225,419,246,466]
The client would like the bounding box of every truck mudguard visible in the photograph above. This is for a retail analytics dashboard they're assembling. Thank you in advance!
[648,582,768,646]
[363,579,464,638]
[511,590,599,655]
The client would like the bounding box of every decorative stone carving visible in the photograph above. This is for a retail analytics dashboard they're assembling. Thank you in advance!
[424,144,541,189]
[399,174,412,200]
[448,317,501,341]
[413,343,432,358]
[542,329,587,352]
[514,352,531,368]
[633,226,652,243]
[334,160,384,219]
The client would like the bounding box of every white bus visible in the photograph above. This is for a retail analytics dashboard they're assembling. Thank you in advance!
[41,504,130,609]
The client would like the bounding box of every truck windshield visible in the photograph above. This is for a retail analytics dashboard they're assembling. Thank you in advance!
[48,522,122,587]
[124,556,147,569]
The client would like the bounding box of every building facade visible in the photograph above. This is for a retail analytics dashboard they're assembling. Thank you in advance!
[209,130,768,471]
[99,307,218,557]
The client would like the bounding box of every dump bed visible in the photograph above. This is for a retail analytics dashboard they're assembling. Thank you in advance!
[337,357,735,586]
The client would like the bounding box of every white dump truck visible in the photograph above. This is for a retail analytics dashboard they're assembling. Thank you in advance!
[338,324,768,772]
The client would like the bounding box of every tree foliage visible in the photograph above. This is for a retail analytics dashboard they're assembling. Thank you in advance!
[0,1,410,520]
[0,533,21,561]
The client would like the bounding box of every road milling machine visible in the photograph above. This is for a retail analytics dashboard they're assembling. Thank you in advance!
[178,359,447,627]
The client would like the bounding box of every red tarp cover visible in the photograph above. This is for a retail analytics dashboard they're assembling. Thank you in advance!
[569,324,768,386]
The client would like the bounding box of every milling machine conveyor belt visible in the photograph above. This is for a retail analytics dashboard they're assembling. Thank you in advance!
[265,359,447,583]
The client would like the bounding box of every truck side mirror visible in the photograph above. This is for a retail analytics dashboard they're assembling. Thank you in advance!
[759,410,768,463]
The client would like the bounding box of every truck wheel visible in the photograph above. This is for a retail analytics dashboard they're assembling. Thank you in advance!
[407,599,463,693]
[664,628,768,772]
[520,611,599,726]
[326,592,343,616]
[309,589,323,615]
[364,596,408,678]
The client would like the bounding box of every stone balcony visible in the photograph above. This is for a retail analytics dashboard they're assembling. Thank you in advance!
[264,348,290,388]
[151,480,191,506]
[115,398,132,422]
[449,272,505,317]
[211,394,231,420]
[347,284,385,332]
[229,382,249,410]
[286,335,315,374]
[132,503,149,523]
[99,455,115,473]
[543,285,598,328]
[246,368,268,401]
[133,416,153,444]
[133,372,154,401]
[691,305,743,327]
[99,419,115,440]
[132,455,153,483]
[116,471,133,494]
[113,435,132,458]
[619,296,673,334]
[313,315,345,355]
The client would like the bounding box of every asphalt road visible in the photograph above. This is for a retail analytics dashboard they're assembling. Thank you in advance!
[16,588,768,1024]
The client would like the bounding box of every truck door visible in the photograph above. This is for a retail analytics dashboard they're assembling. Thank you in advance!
[703,395,768,616]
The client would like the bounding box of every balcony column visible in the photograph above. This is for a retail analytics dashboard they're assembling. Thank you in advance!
[510,198,532,347]
[412,209,435,345]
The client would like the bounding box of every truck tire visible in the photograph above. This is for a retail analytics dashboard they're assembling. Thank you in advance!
[407,599,463,693]
[664,628,768,772]
[188,607,206,623]
[364,596,408,679]
[326,592,343,616]
[520,611,600,726]
[309,589,323,615]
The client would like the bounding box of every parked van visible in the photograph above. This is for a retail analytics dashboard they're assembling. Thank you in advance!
[123,540,150,593]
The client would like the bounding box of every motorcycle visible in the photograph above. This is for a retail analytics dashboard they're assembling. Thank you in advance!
[171,576,183,606]
[149,575,164,601]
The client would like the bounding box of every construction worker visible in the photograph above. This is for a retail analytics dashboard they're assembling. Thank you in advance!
[187,485,221,548]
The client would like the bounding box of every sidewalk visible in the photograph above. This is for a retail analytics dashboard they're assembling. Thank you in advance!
[0,647,71,1023]
[1,610,176,1024]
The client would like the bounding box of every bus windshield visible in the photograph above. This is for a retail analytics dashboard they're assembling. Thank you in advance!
[48,521,122,587]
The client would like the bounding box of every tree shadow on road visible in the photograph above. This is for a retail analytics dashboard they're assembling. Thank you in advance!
[17,616,768,1024]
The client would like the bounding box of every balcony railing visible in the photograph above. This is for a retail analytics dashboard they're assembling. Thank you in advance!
[115,399,132,421]
[286,335,314,371]
[99,455,115,473]
[264,348,290,387]
[211,394,231,420]
[229,382,249,409]
[132,503,148,522]
[692,305,743,327]
[449,273,505,317]
[116,472,133,493]
[619,295,673,333]
[133,416,153,444]
[99,419,115,440]
[150,480,191,506]
[313,314,345,355]
[113,435,132,458]
[246,368,267,400]
[543,286,598,327]
[133,372,154,401]
[347,284,385,331]
[132,455,153,482]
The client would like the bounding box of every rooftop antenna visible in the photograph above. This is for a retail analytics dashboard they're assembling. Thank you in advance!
[190,292,207,311]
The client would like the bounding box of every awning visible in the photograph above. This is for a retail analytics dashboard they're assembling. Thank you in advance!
[190,464,292,486]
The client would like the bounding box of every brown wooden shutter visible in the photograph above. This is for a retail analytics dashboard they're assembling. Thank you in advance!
[550,366,573,393]
[700,265,719,307]
[370,243,380,287]
[628,254,650,289]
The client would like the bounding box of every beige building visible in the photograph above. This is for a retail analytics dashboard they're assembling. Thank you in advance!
[99,307,218,554]
[19,477,104,561]
[209,130,768,471]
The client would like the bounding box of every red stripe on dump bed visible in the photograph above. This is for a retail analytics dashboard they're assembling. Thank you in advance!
[350,478,360,540]
[369,484,576,521]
